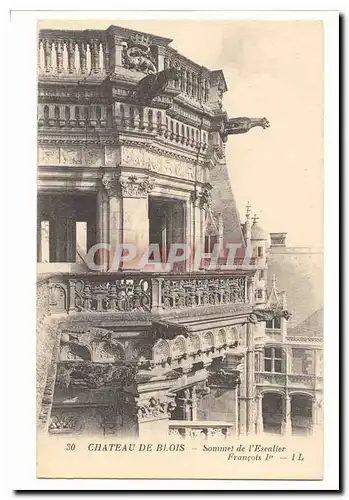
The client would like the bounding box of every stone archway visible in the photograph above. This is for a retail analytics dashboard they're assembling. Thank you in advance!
[262,392,283,434]
[291,393,313,435]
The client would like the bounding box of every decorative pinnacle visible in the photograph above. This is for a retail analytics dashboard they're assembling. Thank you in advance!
[245,202,251,219]
[252,213,259,224]
[272,274,277,288]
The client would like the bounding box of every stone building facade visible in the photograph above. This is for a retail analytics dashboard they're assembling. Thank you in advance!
[36,24,321,440]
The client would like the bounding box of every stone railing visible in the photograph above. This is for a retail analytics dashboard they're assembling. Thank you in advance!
[38,30,109,76]
[37,272,249,315]
[255,372,287,386]
[256,372,322,390]
[168,420,233,440]
[286,336,323,345]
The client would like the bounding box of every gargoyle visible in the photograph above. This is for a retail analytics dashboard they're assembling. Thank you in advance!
[248,308,291,324]
[131,67,181,104]
[222,117,270,140]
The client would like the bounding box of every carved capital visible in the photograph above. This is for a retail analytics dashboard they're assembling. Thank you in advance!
[120,175,154,198]
[102,172,119,197]
[192,183,212,209]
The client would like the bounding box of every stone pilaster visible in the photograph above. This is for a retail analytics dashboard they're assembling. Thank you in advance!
[282,394,292,436]
[256,393,264,434]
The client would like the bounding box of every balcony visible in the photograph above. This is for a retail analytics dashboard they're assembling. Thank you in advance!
[256,372,323,390]
[168,420,233,440]
[37,271,249,317]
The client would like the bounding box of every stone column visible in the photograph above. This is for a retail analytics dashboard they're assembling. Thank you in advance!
[312,395,322,435]
[282,393,292,436]
[78,41,87,74]
[96,187,109,271]
[109,36,124,70]
[56,40,63,73]
[43,39,52,72]
[190,386,198,421]
[246,321,256,435]
[39,221,50,263]
[67,40,75,74]
[256,393,264,434]
[66,215,76,263]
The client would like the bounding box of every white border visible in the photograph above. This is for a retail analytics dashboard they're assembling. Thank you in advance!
[3,3,340,493]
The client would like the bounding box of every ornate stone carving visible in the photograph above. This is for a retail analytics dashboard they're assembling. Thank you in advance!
[102,172,119,197]
[55,361,138,389]
[208,368,241,389]
[38,147,59,164]
[137,397,176,421]
[132,68,181,104]
[121,147,145,167]
[119,175,154,198]
[162,276,246,310]
[222,117,270,141]
[192,183,213,208]
[147,153,194,180]
[60,147,82,165]
[122,33,157,74]
[85,147,102,166]
[48,412,79,433]
[74,278,151,312]
[248,308,291,324]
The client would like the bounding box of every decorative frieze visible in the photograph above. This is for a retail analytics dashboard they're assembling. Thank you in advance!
[162,276,245,310]
[38,147,60,164]
[73,277,152,312]
[61,147,83,165]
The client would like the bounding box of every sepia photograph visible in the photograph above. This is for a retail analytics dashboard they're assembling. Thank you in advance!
[4,8,339,487]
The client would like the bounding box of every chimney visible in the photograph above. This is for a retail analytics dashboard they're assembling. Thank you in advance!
[270,232,287,247]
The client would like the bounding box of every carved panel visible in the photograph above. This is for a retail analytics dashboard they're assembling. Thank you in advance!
[94,341,125,362]
[153,339,170,362]
[38,147,59,164]
[85,147,102,166]
[147,152,195,180]
[105,146,120,166]
[60,147,82,165]
[74,278,151,312]
[121,147,145,168]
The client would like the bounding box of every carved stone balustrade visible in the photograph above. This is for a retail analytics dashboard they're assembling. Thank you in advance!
[168,420,233,440]
[37,272,250,316]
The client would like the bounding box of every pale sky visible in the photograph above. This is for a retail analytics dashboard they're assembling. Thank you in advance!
[41,20,323,247]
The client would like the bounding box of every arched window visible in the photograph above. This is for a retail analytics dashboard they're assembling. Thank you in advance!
[75,106,80,120]
[96,106,101,122]
[84,107,89,122]
[65,106,70,122]
[195,130,199,143]
[54,106,60,121]
[175,122,179,141]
